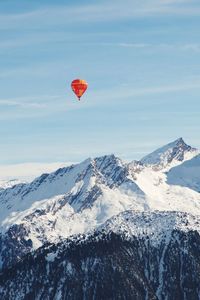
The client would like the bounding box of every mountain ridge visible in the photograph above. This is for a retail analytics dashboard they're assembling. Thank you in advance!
[0,137,199,272]
[141,137,198,168]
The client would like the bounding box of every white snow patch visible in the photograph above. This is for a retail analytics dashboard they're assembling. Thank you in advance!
[46,251,58,262]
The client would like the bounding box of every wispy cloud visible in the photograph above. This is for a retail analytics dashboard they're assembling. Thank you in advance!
[0,0,199,30]
[0,94,87,120]
[111,42,200,53]
[0,95,60,109]
[0,99,45,109]
[0,31,96,50]
[0,1,199,55]
[92,80,200,103]
[0,78,200,120]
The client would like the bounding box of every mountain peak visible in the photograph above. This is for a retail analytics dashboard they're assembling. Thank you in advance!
[141,137,197,167]
[94,154,123,169]
[175,137,184,142]
[173,137,187,146]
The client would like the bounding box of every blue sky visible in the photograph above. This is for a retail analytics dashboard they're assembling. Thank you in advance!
[1,0,200,168]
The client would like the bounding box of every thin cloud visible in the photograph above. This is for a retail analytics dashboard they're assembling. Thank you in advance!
[0,95,60,109]
[0,94,88,120]
[0,79,200,121]
[92,80,200,103]
[117,43,150,48]
[115,42,200,52]
[0,99,45,109]
[181,44,200,52]
[0,31,88,50]
[0,0,200,30]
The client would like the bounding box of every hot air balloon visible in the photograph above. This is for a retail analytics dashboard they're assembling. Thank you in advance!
[71,79,88,101]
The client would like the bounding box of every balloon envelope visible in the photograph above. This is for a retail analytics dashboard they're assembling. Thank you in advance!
[71,79,88,100]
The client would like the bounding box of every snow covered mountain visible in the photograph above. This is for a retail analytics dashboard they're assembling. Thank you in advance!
[0,154,145,269]
[0,179,22,191]
[141,137,197,168]
[167,153,200,192]
[1,210,200,300]
[0,137,200,298]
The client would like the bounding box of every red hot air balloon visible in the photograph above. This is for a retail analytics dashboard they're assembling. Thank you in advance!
[71,79,88,101]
